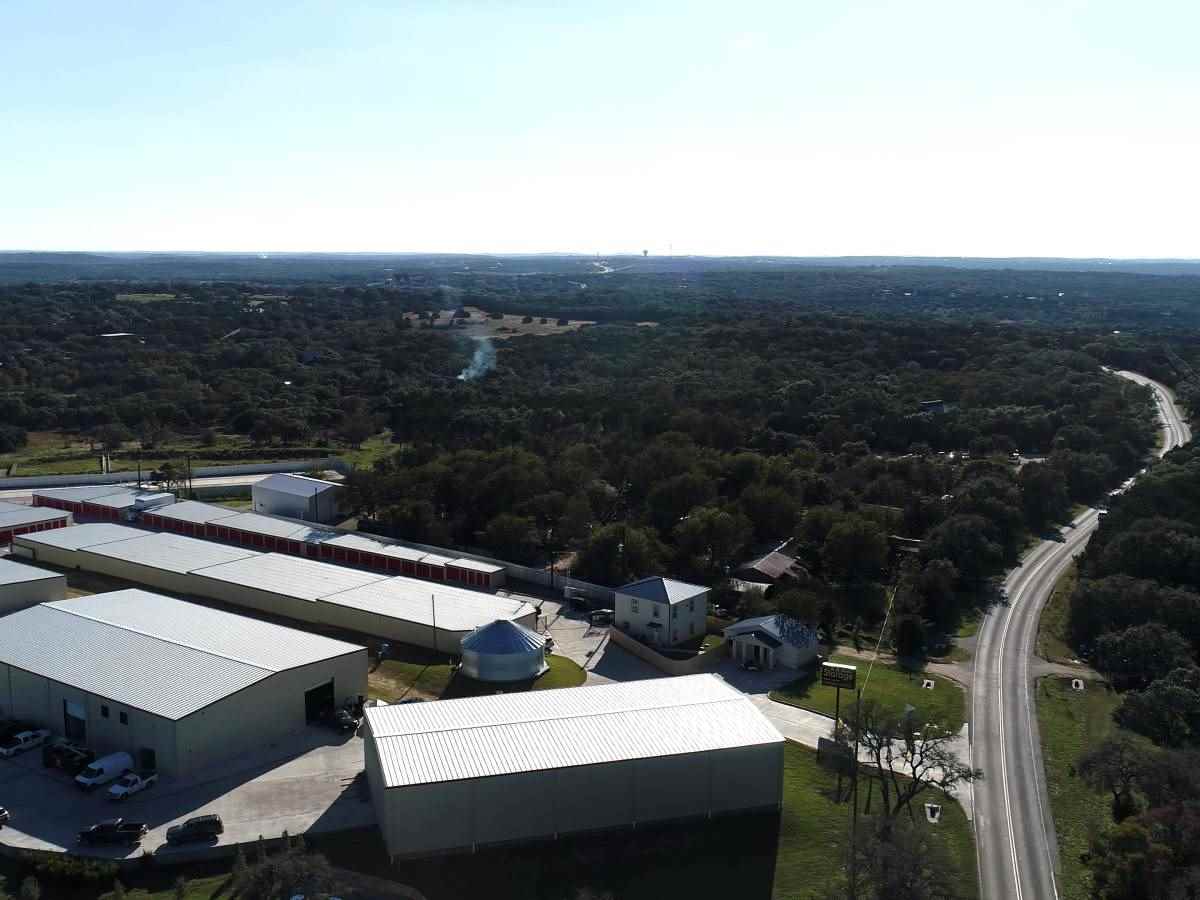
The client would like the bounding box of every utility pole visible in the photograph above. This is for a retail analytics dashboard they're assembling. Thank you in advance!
[431,593,438,655]
[849,687,863,899]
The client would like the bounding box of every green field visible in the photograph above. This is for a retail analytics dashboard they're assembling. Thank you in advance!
[1036,675,1119,900]
[1037,563,1078,663]
[442,654,587,698]
[370,652,586,703]
[771,654,967,732]
[115,292,177,303]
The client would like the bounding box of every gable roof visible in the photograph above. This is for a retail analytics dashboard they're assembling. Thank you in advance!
[461,619,547,655]
[736,550,806,583]
[618,576,708,605]
[255,474,342,497]
[724,614,819,650]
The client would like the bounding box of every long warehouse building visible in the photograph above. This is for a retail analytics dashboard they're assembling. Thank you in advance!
[0,499,72,545]
[364,674,785,859]
[0,590,366,775]
[12,526,537,651]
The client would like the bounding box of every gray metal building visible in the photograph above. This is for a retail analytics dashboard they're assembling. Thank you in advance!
[252,474,344,524]
[12,522,147,569]
[0,590,366,775]
[364,674,784,859]
[0,558,67,616]
[459,619,548,682]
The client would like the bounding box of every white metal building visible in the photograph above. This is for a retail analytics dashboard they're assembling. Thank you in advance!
[364,674,784,859]
[0,590,367,775]
[12,523,148,569]
[0,558,67,616]
[615,577,710,647]
[459,619,548,682]
[0,499,72,545]
[723,615,820,671]
[31,486,173,522]
[252,474,344,524]
[77,531,261,597]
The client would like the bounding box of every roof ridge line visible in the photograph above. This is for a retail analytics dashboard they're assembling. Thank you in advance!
[44,601,276,674]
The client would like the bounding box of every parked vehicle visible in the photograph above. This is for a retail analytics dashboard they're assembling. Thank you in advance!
[0,806,9,827]
[108,771,158,801]
[327,706,361,733]
[75,751,134,791]
[0,720,34,743]
[166,814,224,845]
[77,818,148,846]
[589,608,614,625]
[43,739,95,775]
[0,729,51,758]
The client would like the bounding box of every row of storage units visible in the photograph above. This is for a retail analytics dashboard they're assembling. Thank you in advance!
[32,486,174,522]
[142,500,507,589]
[11,525,537,652]
[0,500,73,545]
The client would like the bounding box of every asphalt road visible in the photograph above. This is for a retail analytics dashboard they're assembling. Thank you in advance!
[972,372,1191,900]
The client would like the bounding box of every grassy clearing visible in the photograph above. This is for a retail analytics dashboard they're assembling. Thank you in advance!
[368,652,457,702]
[1038,563,1079,664]
[442,654,586,699]
[956,609,984,638]
[1036,675,1119,900]
[770,654,966,732]
[340,430,397,470]
[115,292,176,303]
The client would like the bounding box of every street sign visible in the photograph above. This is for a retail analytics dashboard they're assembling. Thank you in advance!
[821,661,857,689]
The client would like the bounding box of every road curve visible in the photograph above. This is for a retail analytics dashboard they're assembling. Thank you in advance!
[972,371,1191,900]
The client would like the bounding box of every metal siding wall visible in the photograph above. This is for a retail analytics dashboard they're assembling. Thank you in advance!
[386,781,476,857]
[633,753,711,823]
[12,539,81,570]
[709,743,784,813]
[551,760,635,835]
[0,664,12,719]
[472,770,556,845]
[7,668,50,724]
[0,576,67,616]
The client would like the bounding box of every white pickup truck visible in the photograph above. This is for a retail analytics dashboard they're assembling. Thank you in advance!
[107,771,158,801]
[0,729,51,758]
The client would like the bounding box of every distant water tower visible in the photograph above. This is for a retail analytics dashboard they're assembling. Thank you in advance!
[642,249,648,257]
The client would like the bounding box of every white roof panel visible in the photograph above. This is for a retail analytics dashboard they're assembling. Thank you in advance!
[322,577,534,632]
[14,523,146,551]
[447,558,505,574]
[367,675,782,788]
[618,577,709,605]
[255,473,342,497]
[0,506,70,528]
[82,531,261,574]
[146,500,242,525]
[321,533,436,563]
[419,553,453,566]
[216,511,315,540]
[0,558,64,586]
[32,486,135,503]
[193,552,389,601]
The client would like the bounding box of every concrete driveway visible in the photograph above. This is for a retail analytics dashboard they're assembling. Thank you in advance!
[0,725,373,859]
[530,597,661,684]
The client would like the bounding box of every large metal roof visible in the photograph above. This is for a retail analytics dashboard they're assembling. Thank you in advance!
[211,511,313,539]
[255,473,342,497]
[0,558,63,586]
[321,577,534,632]
[144,500,240,525]
[81,531,260,574]
[447,557,505,574]
[618,576,709,605]
[366,674,783,788]
[31,486,136,503]
[321,533,428,562]
[0,590,362,720]
[0,505,70,528]
[193,552,389,601]
[460,619,546,654]
[14,522,146,550]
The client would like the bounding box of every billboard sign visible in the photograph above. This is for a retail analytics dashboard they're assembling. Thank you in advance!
[821,661,857,690]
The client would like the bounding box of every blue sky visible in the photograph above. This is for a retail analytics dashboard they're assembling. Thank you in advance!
[2,1,1196,256]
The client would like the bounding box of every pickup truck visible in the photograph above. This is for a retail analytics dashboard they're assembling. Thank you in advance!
[77,818,148,846]
[166,814,223,845]
[108,771,158,801]
[0,729,51,758]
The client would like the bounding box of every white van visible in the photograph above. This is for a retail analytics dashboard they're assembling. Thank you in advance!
[74,751,133,791]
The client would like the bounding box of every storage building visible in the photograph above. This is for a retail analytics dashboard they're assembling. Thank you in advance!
[31,487,172,522]
[204,510,336,555]
[364,674,784,859]
[0,500,72,545]
[252,474,344,524]
[459,620,548,682]
[0,558,68,615]
[445,558,507,590]
[77,531,260,597]
[320,533,428,574]
[140,499,240,536]
[0,590,366,775]
[12,522,148,569]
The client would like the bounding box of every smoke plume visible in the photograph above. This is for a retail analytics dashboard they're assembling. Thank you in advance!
[457,336,496,381]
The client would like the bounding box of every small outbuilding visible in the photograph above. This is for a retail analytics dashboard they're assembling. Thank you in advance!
[723,614,820,671]
[252,474,344,524]
[0,558,68,616]
[460,620,548,683]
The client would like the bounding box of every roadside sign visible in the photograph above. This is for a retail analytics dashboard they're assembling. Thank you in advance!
[821,662,857,689]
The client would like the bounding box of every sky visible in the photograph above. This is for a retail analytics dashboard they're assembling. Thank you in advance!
[1,1,1197,257]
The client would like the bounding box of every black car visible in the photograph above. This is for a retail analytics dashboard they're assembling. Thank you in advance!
[78,818,148,846]
[43,740,95,775]
[0,806,10,828]
[166,814,223,845]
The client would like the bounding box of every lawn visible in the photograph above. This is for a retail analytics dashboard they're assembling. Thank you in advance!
[770,654,966,732]
[1036,675,1119,900]
[1037,563,1079,664]
[368,652,457,702]
[441,654,586,699]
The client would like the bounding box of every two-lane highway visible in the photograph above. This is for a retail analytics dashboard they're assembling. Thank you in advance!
[972,372,1191,900]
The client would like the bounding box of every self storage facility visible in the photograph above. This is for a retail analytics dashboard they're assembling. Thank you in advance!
[364,674,784,859]
[0,590,366,775]
[0,558,68,615]
[0,499,72,545]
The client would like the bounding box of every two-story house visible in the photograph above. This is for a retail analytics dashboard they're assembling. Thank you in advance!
[614,576,709,647]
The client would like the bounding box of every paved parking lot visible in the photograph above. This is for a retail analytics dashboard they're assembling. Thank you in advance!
[532,597,661,684]
[0,725,373,859]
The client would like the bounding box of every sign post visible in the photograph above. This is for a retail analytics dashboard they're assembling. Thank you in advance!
[821,662,857,801]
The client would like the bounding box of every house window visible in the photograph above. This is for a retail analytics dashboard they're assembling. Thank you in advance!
[100,705,109,718]
[631,598,639,614]
[653,606,660,618]
[119,712,128,725]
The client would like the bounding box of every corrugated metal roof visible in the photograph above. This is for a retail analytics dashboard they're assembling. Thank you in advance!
[148,500,241,525]
[193,552,389,601]
[82,491,169,510]
[367,675,782,788]
[213,511,313,539]
[82,531,261,574]
[322,533,426,562]
[419,553,453,566]
[15,522,146,550]
[255,473,341,497]
[448,558,505,574]
[460,619,546,654]
[31,486,135,503]
[0,500,31,515]
[0,558,63,586]
[0,506,70,528]
[321,577,534,632]
[618,577,709,605]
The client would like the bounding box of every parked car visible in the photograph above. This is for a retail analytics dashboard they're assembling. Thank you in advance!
[108,771,158,801]
[43,739,95,775]
[0,729,51,758]
[78,818,148,846]
[0,720,34,743]
[166,814,224,845]
[0,806,9,827]
[329,707,361,733]
[75,751,134,791]
[589,608,614,626]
